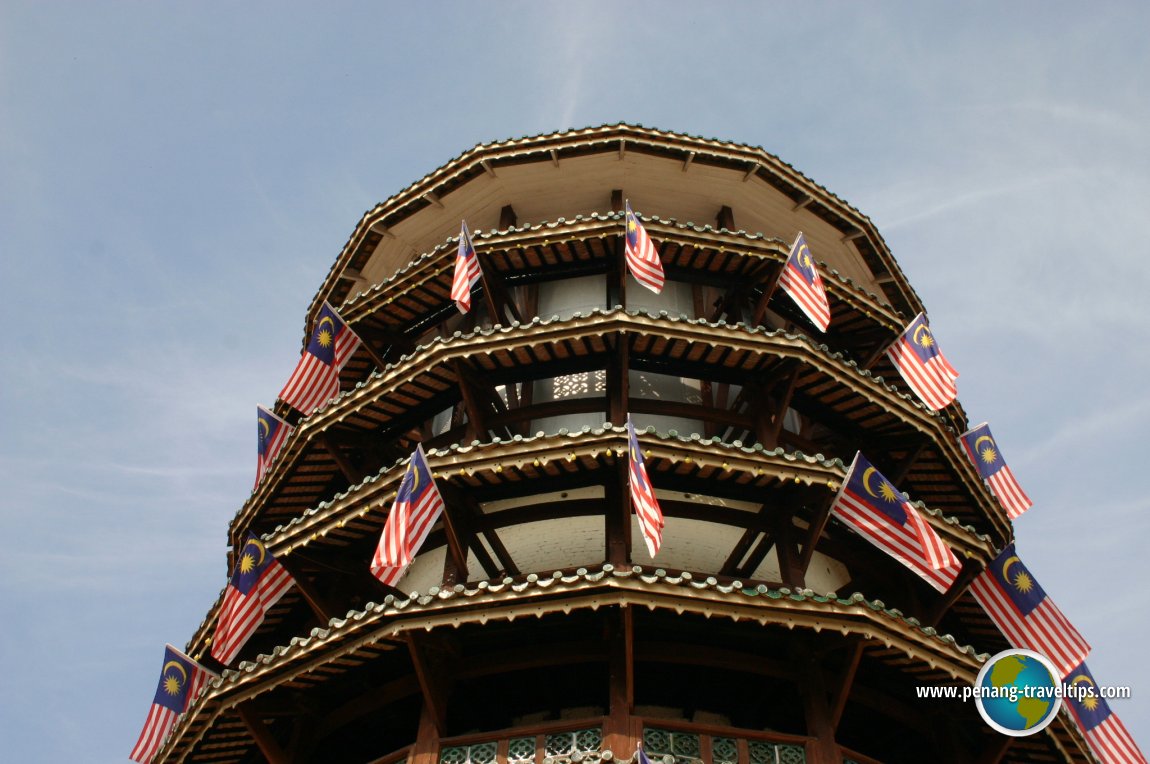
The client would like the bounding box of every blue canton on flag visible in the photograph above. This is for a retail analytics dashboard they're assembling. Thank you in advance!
[830,452,960,592]
[451,220,484,314]
[624,202,665,294]
[129,645,214,763]
[1064,663,1146,762]
[372,444,446,587]
[960,422,1032,519]
[255,405,292,489]
[278,301,362,415]
[777,232,831,331]
[886,313,958,410]
[627,416,665,558]
[210,534,295,664]
[969,543,1090,677]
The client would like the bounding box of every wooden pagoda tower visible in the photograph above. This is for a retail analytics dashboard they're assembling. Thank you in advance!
[159,125,1099,763]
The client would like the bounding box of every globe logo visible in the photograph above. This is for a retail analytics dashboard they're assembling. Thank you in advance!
[974,649,1063,736]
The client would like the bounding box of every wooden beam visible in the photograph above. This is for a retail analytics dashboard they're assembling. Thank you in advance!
[608,333,630,426]
[274,556,337,624]
[716,205,735,232]
[794,643,842,764]
[236,703,290,764]
[681,151,696,171]
[319,432,364,484]
[798,494,837,575]
[742,162,760,182]
[886,439,929,485]
[611,189,624,213]
[720,502,771,576]
[618,139,626,160]
[606,456,630,566]
[829,641,864,729]
[480,159,496,178]
[774,511,804,588]
[792,195,813,211]
[750,263,786,327]
[422,192,444,210]
[499,204,518,230]
[923,558,984,628]
[452,359,490,441]
[549,149,560,168]
[405,632,455,735]
[840,229,866,242]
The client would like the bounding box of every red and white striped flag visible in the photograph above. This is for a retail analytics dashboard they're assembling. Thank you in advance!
[626,416,664,558]
[830,452,961,593]
[778,232,831,331]
[278,301,362,415]
[210,534,295,665]
[969,544,1090,677]
[371,444,446,587]
[255,405,292,489]
[960,423,1032,519]
[130,645,214,762]
[624,202,665,294]
[886,313,958,410]
[451,220,483,313]
[1064,662,1146,762]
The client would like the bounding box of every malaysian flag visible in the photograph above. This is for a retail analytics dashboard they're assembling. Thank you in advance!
[210,534,295,665]
[886,313,958,410]
[278,301,362,415]
[254,405,292,489]
[371,444,446,587]
[960,422,1032,519]
[624,202,665,294]
[969,544,1090,677]
[451,220,483,314]
[129,645,215,763]
[627,416,664,558]
[777,232,831,331]
[830,452,960,593]
[1064,663,1146,763]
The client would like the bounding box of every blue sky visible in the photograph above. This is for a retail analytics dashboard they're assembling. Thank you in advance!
[2,2,1148,761]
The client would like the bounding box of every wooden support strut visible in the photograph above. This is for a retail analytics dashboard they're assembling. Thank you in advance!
[236,703,290,764]
[274,555,337,624]
[319,432,365,485]
[923,557,985,628]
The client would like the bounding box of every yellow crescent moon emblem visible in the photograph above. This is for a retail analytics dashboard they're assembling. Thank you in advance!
[799,245,813,269]
[317,316,335,336]
[913,323,933,348]
[258,418,270,440]
[1001,555,1022,581]
[245,538,267,568]
[408,462,420,494]
[1070,675,1096,690]
[974,435,995,452]
[862,467,882,498]
[162,660,188,685]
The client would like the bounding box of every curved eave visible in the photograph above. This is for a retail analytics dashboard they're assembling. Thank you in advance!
[303,123,924,341]
[163,571,999,764]
[239,311,1008,543]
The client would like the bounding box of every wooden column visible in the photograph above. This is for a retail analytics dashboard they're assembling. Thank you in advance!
[795,644,842,764]
[604,606,635,757]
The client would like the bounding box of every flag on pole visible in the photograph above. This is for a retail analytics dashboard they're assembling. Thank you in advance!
[371,444,446,587]
[255,405,292,489]
[777,232,831,331]
[830,452,961,592]
[451,220,483,314]
[129,645,215,763]
[626,416,664,558]
[624,202,665,294]
[960,422,1032,519]
[1064,663,1147,763]
[969,544,1090,677]
[210,534,295,665]
[885,313,958,410]
[278,301,362,415]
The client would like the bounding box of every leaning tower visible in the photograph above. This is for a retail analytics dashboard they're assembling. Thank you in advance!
[155,125,1102,763]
